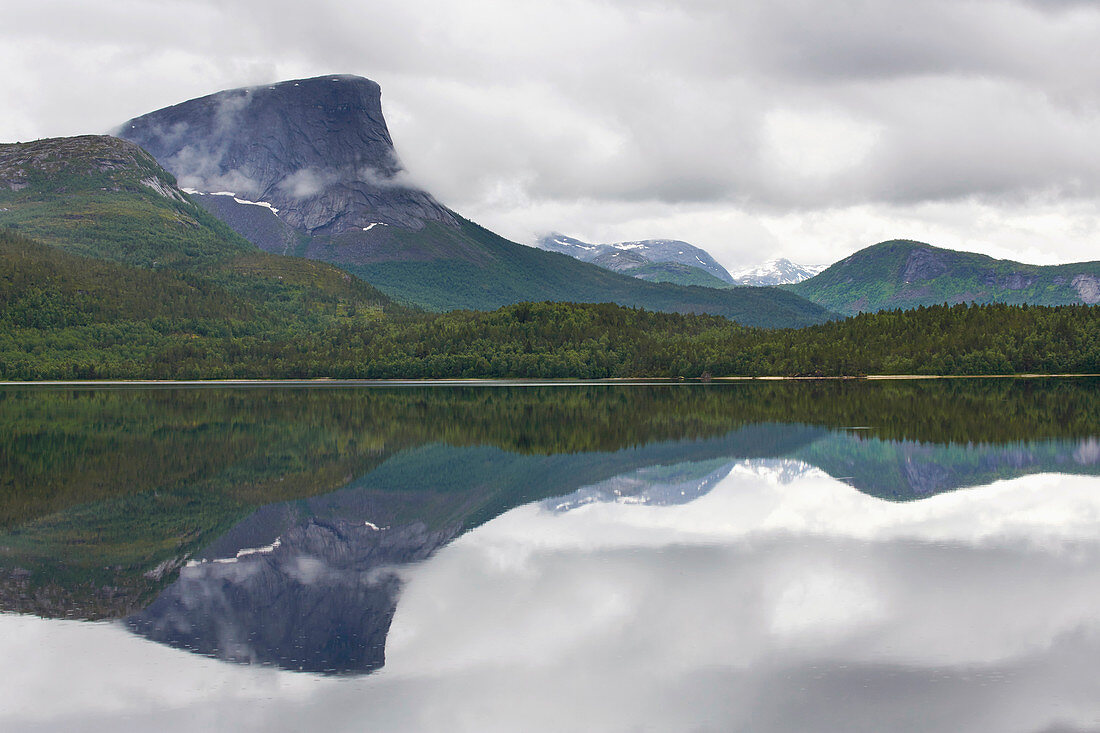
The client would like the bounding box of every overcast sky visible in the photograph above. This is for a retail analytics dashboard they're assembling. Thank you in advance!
[3,0,1100,268]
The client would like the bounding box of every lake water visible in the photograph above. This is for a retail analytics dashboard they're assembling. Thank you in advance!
[2,380,1099,732]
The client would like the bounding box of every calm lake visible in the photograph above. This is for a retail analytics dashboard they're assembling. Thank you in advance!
[2,379,1100,732]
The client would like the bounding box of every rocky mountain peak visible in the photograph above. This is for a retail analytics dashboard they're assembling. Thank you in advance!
[729,258,826,287]
[117,75,456,234]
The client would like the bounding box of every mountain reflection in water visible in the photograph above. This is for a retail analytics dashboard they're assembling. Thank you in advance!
[1,380,1099,731]
[125,430,1100,676]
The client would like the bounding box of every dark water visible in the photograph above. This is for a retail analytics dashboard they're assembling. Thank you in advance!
[1,379,1099,732]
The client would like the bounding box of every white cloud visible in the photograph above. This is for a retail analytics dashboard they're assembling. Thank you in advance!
[3,0,1100,266]
[762,107,884,180]
[6,471,1100,732]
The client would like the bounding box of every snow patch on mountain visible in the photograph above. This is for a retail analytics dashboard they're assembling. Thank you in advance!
[183,188,281,215]
[730,258,825,286]
[536,232,734,283]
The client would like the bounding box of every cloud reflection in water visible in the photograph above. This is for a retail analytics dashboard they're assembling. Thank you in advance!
[5,464,1100,733]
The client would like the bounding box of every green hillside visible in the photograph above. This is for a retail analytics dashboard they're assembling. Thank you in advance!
[628,261,732,288]
[337,217,832,327]
[0,135,253,268]
[2,237,1097,379]
[0,135,833,328]
[789,239,1100,315]
[0,136,397,320]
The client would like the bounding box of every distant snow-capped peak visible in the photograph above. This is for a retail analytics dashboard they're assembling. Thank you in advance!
[536,232,734,283]
[730,258,825,286]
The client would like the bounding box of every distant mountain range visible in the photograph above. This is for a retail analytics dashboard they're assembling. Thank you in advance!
[536,233,735,287]
[730,258,825,286]
[111,75,832,328]
[4,74,1098,335]
[537,232,1100,313]
[537,234,826,288]
[788,239,1100,315]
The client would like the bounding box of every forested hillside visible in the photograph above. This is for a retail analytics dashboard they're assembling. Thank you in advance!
[790,239,1100,315]
[2,226,1096,380]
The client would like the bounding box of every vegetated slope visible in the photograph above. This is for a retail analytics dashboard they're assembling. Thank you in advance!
[629,262,732,288]
[117,76,831,327]
[0,136,397,321]
[789,239,1100,316]
[0,227,394,377]
[2,278,1097,379]
[345,216,834,326]
[0,228,252,326]
[0,135,253,267]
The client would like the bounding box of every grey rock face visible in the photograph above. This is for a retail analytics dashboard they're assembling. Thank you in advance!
[117,75,457,235]
[902,246,951,282]
[1073,274,1100,304]
[190,192,303,256]
[126,518,459,675]
[591,248,649,272]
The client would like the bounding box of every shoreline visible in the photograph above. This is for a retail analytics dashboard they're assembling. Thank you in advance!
[0,374,1097,388]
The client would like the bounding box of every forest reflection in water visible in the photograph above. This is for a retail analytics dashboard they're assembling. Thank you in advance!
[0,379,1099,732]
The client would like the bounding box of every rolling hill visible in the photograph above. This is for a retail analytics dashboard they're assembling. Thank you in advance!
[789,239,1100,315]
[0,135,395,312]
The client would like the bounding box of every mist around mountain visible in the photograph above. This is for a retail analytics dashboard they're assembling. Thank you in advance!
[114,76,832,324]
[790,239,1100,316]
[118,75,457,237]
[2,82,1098,380]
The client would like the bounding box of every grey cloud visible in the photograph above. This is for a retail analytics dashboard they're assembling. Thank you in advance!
[9,510,1100,732]
[277,168,332,199]
[7,470,1100,732]
[3,0,1100,261]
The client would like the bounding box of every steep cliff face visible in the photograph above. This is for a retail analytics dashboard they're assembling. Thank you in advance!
[117,75,457,236]
[126,518,460,675]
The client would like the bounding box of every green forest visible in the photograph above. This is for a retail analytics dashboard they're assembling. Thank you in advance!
[3,378,1097,617]
[1,220,1099,380]
[1,222,1097,379]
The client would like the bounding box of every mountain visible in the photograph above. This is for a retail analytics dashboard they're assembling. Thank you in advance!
[730,258,825,286]
[117,75,457,238]
[537,233,828,289]
[537,232,735,286]
[0,135,378,297]
[788,239,1100,316]
[116,81,832,327]
[0,135,400,356]
[0,135,253,268]
[628,261,732,288]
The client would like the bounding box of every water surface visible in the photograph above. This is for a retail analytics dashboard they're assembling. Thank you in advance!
[1,380,1098,731]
